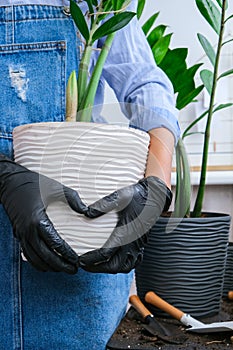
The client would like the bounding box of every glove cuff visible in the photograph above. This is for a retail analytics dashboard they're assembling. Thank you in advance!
[143,176,173,212]
[163,186,173,212]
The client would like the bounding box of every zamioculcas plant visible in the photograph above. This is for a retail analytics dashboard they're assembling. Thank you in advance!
[137,0,204,111]
[66,0,136,122]
[175,0,233,218]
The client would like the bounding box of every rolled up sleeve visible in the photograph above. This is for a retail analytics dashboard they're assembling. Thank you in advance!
[99,0,180,143]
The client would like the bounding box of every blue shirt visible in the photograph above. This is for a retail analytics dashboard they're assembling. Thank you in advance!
[2,0,180,142]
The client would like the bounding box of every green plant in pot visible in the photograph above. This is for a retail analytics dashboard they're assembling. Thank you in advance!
[135,0,232,319]
[12,0,151,257]
[66,0,136,122]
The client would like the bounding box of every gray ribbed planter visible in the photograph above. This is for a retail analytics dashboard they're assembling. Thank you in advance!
[223,242,233,298]
[135,213,231,318]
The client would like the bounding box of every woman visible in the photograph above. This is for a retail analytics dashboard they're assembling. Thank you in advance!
[0,0,180,349]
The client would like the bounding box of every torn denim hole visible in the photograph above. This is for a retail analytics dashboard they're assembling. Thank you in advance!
[9,65,29,102]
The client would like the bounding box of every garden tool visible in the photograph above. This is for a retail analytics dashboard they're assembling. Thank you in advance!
[129,295,187,344]
[145,291,233,334]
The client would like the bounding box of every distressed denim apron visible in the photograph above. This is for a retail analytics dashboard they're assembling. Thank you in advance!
[0,5,133,350]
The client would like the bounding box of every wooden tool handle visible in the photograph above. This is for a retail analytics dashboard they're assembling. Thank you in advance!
[145,291,184,321]
[228,291,233,300]
[129,294,152,319]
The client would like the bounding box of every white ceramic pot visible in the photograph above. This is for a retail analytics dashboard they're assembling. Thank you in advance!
[13,122,149,255]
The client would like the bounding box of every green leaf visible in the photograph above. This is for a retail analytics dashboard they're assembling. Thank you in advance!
[176,85,204,110]
[152,34,172,65]
[147,25,167,47]
[112,0,118,10]
[223,38,233,46]
[85,0,94,25]
[195,0,221,34]
[85,0,94,13]
[173,64,203,94]
[91,0,98,6]
[182,109,209,138]
[137,0,146,19]
[66,70,78,122]
[159,48,188,85]
[218,68,233,79]
[197,33,216,66]
[112,0,126,11]
[92,11,136,42]
[216,0,222,6]
[225,13,233,22]
[213,102,233,112]
[158,47,203,110]
[200,69,214,94]
[70,0,90,42]
[142,12,160,35]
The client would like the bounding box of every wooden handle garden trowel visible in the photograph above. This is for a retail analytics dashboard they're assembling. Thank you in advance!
[129,295,187,344]
[145,291,233,334]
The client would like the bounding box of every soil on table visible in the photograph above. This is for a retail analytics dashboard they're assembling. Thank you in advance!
[107,297,233,350]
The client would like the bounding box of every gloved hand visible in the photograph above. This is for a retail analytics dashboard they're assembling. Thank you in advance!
[0,154,88,274]
[79,176,172,274]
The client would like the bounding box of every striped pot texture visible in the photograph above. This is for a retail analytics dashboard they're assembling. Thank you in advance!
[223,242,233,298]
[135,213,231,318]
[13,122,149,255]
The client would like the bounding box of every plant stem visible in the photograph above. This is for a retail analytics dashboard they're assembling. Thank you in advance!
[192,0,227,217]
[78,32,116,122]
[77,45,93,109]
[77,10,100,113]
[174,138,191,217]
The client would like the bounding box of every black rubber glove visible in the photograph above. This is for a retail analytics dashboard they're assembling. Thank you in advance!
[0,154,88,274]
[79,176,172,274]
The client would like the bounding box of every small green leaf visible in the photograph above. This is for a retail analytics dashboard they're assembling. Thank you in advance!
[142,12,160,35]
[218,68,233,79]
[152,34,172,65]
[195,0,221,34]
[92,11,136,42]
[137,0,146,19]
[147,25,167,47]
[182,109,209,138]
[197,33,216,66]
[200,69,214,94]
[70,0,90,42]
[213,102,233,112]
[91,0,98,6]
[66,70,78,122]
[225,13,233,22]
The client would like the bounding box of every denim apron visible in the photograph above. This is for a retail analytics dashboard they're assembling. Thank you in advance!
[0,5,133,350]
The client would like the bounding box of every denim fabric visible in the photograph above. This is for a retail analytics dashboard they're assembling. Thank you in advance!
[0,5,133,349]
[0,5,81,158]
